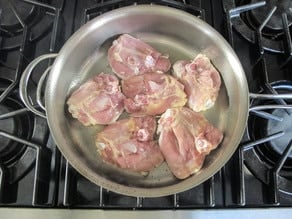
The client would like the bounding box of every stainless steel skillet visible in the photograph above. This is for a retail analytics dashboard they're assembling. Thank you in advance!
[19,5,250,197]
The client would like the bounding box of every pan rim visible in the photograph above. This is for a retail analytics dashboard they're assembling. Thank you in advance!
[45,4,249,197]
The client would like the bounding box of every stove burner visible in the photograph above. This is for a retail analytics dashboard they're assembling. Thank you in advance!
[0,103,27,163]
[223,0,292,53]
[0,0,37,34]
[248,81,292,171]
[250,0,292,31]
[0,0,55,50]
[0,86,36,183]
[245,81,292,194]
[267,108,292,159]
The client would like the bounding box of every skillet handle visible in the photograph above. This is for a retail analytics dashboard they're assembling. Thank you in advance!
[19,53,58,119]
[249,92,292,112]
[249,93,292,99]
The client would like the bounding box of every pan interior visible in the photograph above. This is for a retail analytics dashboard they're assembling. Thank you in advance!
[66,32,229,187]
[46,5,248,196]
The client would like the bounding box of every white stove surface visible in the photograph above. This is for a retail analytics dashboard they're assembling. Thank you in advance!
[0,208,292,219]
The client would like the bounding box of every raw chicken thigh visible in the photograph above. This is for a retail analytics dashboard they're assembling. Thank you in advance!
[122,73,187,116]
[67,73,125,126]
[173,54,221,112]
[108,34,171,79]
[157,107,223,179]
[96,116,164,172]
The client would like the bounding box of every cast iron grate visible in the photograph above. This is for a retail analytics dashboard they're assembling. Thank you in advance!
[0,0,62,50]
[223,0,292,54]
[83,0,204,24]
[2,0,292,209]
[60,157,221,209]
[224,0,292,206]
[0,0,62,206]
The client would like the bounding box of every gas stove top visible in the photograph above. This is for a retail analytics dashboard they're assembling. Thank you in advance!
[0,0,292,210]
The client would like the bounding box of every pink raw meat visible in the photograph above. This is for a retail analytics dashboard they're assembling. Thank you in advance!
[108,34,171,79]
[96,116,164,172]
[122,72,187,116]
[173,54,221,112]
[157,107,223,179]
[67,73,125,126]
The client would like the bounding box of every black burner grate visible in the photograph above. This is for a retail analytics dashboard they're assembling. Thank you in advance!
[0,0,62,207]
[223,0,292,207]
[1,0,292,209]
[223,0,292,54]
[60,156,222,209]
[83,0,204,24]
